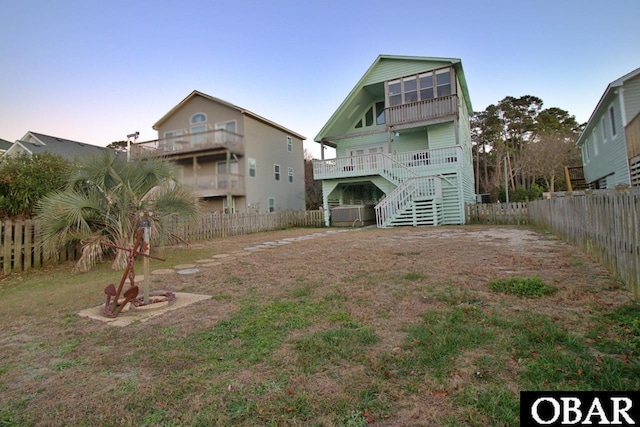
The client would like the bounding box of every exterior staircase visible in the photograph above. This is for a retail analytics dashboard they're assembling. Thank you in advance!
[375,154,443,227]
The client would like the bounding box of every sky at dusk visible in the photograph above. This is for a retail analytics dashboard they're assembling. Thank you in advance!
[1,0,639,158]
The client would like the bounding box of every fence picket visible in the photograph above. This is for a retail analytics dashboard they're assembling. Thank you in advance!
[529,188,640,297]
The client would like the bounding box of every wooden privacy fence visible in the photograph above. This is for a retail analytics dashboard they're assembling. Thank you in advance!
[528,188,640,297]
[0,210,324,275]
[465,202,529,225]
[166,210,324,242]
[1,219,78,275]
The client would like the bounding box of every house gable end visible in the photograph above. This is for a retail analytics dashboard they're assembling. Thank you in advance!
[315,55,472,144]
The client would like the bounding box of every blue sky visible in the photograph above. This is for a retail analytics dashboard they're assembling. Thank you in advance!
[1,0,639,158]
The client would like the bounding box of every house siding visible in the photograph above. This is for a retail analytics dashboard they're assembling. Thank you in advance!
[243,118,305,212]
[363,59,452,86]
[623,75,640,124]
[582,95,631,187]
[427,123,455,149]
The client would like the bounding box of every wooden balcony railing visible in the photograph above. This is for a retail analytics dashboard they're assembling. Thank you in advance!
[386,94,458,127]
[131,129,244,158]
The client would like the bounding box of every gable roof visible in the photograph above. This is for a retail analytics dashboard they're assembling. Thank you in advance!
[4,132,115,160]
[315,54,473,143]
[0,138,12,151]
[576,67,640,147]
[153,90,305,140]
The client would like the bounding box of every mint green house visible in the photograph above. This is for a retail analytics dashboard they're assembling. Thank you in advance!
[576,67,640,189]
[313,55,475,227]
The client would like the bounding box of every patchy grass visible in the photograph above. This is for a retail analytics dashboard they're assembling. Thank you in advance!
[489,276,557,298]
[0,226,636,426]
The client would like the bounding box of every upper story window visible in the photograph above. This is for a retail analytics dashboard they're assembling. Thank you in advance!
[609,106,617,137]
[355,101,386,129]
[216,120,236,133]
[274,164,281,181]
[191,113,207,125]
[583,138,590,163]
[387,67,453,107]
[601,118,607,143]
[287,136,293,152]
[248,158,256,178]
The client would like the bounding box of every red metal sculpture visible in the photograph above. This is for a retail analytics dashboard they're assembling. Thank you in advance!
[101,229,165,318]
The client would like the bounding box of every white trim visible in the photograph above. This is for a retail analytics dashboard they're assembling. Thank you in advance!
[619,87,628,127]
[190,112,207,125]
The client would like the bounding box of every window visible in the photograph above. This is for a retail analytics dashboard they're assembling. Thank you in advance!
[387,67,453,107]
[216,121,236,133]
[268,197,275,212]
[288,167,294,183]
[287,136,293,152]
[215,121,236,143]
[375,101,385,125]
[583,138,590,162]
[609,106,617,136]
[191,113,206,124]
[592,129,599,156]
[191,124,206,144]
[248,158,256,178]
[601,118,607,143]
[354,101,386,130]
[274,164,280,181]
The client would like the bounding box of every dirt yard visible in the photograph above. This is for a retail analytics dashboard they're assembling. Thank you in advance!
[0,225,635,426]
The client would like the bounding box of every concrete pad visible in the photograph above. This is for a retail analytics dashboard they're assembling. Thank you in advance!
[77,292,212,327]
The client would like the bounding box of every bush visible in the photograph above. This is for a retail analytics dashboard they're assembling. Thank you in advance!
[0,153,71,218]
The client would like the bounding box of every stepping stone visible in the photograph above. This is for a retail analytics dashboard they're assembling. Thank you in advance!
[151,269,175,275]
[244,246,264,251]
[263,241,279,246]
[177,268,199,275]
[212,254,230,259]
[275,241,292,245]
[174,263,196,269]
[195,259,214,264]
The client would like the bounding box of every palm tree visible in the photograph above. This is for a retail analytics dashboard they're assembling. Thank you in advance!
[36,151,200,271]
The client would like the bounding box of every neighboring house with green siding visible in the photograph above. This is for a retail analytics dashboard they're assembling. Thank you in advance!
[131,90,306,213]
[576,67,640,188]
[0,138,12,155]
[313,55,475,227]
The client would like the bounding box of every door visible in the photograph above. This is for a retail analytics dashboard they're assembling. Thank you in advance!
[348,144,385,171]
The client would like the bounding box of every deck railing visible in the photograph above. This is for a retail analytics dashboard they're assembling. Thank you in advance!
[386,94,458,127]
[131,128,244,157]
[313,146,462,181]
[375,176,442,227]
[181,173,245,197]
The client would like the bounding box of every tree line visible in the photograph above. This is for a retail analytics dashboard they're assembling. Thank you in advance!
[471,95,584,202]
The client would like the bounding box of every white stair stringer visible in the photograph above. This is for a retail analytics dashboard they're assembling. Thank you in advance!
[375,176,442,228]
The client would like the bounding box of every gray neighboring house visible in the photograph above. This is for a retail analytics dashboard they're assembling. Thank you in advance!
[3,131,115,161]
[0,139,12,155]
[576,67,640,188]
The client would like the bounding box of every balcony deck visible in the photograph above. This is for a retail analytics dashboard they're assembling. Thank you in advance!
[386,95,458,129]
[182,173,245,198]
[313,147,463,181]
[131,129,244,159]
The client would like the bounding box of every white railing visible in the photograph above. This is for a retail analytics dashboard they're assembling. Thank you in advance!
[181,173,244,197]
[386,95,458,126]
[131,129,244,157]
[375,176,442,227]
[313,146,462,180]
